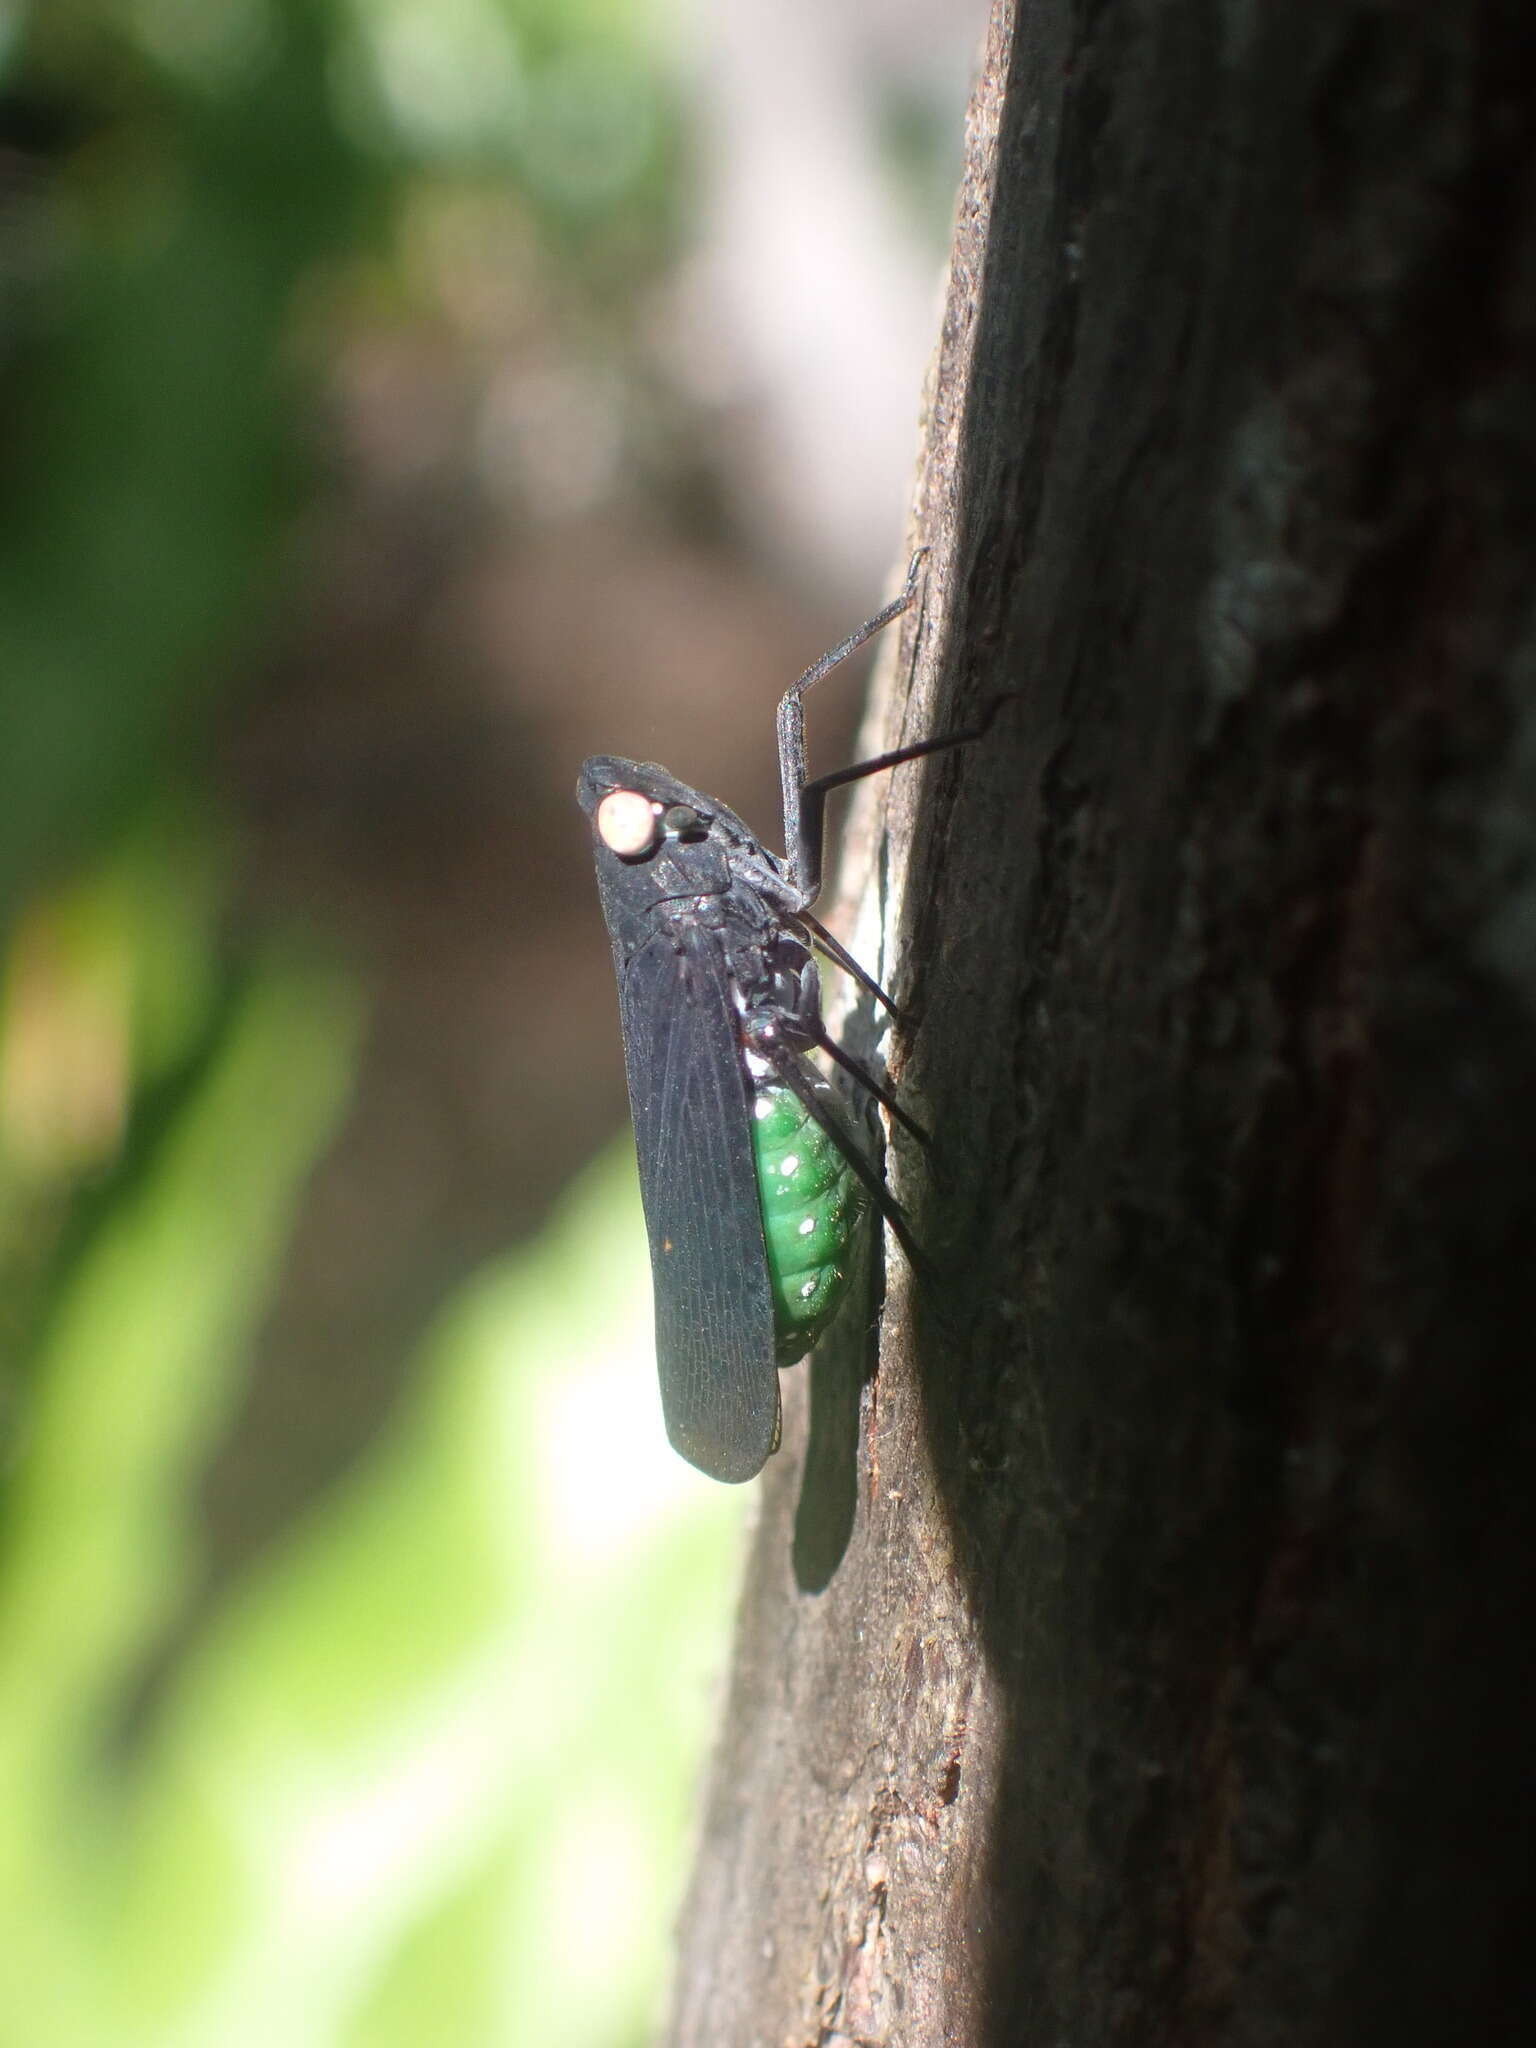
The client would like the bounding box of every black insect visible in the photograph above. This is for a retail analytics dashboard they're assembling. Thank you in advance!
[578,551,995,1482]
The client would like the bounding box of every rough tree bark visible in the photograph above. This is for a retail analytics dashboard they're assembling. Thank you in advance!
[666,3,1535,2043]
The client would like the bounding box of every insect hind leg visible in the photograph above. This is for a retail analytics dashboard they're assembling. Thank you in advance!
[763,1044,927,1278]
[752,938,927,1149]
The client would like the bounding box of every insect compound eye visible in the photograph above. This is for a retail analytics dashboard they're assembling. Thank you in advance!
[595,789,663,861]
[661,803,708,842]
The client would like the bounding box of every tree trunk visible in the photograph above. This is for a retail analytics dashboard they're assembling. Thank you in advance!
[665,2,1536,2042]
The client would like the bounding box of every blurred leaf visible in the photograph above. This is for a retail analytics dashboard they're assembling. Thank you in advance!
[0,952,363,2045]
[101,1146,745,2048]
[0,0,382,918]
[0,7,733,2043]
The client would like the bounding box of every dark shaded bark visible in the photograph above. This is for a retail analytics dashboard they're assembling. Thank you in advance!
[666,3,1536,2043]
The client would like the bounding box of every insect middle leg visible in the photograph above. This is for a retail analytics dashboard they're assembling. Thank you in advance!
[756,951,928,1152]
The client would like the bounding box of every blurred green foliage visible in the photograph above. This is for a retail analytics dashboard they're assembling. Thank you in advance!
[0,0,680,919]
[0,2,745,2042]
[0,1088,744,2045]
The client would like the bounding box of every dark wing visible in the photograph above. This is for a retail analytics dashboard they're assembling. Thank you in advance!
[615,920,778,1482]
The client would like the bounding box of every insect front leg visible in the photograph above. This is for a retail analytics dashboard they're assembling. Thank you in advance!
[777,549,926,903]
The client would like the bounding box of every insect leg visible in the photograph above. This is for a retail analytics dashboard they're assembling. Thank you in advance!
[765,1046,928,1277]
[778,548,926,903]
[790,689,1016,905]
[813,1027,930,1146]
[762,944,914,1131]
[799,908,902,1022]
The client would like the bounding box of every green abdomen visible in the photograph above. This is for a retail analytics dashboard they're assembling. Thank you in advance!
[752,1083,867,1366]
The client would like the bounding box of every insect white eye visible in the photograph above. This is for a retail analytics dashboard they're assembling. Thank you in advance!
[596,789,661,859]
